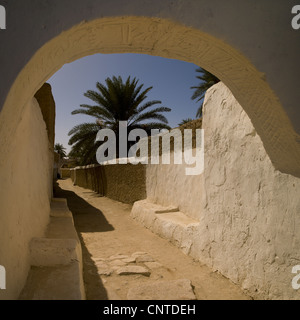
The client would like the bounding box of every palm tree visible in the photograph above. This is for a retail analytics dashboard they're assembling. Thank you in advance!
[54,143,67,159]
[191,67,220,118]
[68,123,103,165]
[68,76,171,165]
[178,118,194,127]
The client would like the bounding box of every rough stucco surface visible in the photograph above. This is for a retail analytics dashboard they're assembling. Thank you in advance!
[198,83,300,299]
[146,119,203,220]
[147,160,203,221]
[133,82,300,299]
[0,98,52,300]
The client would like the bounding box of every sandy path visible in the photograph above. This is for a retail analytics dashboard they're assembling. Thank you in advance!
[54,179,250,300]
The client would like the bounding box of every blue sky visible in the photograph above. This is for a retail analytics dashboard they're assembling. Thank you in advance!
[48,53,200,153]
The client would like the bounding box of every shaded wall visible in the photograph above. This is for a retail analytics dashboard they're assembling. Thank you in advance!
[34,83,56,150]
[0,97,53,299]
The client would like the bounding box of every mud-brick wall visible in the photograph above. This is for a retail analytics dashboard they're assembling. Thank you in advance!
[61,168,71,179]
[70,164,146,204]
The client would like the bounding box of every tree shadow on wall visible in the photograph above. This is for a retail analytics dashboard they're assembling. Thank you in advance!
[53,182,114,300]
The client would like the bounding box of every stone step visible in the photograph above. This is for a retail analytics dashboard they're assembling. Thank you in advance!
[19,198,85,300]
[45,216,78,239]
[131,200,200,256]
[19,262,83,300]
[30,238,80,266]
[157,211,199,227]
[50,198,72,218]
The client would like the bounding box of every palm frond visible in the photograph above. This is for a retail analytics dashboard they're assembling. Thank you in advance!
[69,75,172,164]
[191,67,219,117]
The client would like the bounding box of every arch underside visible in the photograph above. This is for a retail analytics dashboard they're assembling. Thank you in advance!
[0,16,299,176]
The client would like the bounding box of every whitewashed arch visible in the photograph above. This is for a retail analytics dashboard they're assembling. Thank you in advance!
[0,16,299,176]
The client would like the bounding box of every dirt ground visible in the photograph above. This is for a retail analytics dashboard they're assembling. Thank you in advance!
[54,179,250,300]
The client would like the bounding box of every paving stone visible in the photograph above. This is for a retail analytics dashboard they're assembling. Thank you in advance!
[131,252,148,258]
[109,254,129,261]
[127,279,196,300]
[97,267,113,276]
[109,259,127,267]
[95,261,109,268]
[122,257,136,264]
[92,257,105,262]
[95,261,113,276]
[144,262,163,269]
[111,266,122,271]
[116,266,151,277]
[136,254,155,263]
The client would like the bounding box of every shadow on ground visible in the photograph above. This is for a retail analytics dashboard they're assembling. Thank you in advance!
[53,181,114,233]
[53,181,113,300]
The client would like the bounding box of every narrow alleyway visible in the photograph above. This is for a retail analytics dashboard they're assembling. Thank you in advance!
[54,179,250,300]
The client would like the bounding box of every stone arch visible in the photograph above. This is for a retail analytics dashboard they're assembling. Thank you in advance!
[0,16,299,176]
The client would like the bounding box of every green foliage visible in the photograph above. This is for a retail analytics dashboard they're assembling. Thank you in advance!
[68,76,171,165]
[178,118,194,127]
[190,67,220,118]
[54,143,67,159]
[68,123,103,165]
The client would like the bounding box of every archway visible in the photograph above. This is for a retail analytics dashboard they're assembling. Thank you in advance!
[0,16,299,177]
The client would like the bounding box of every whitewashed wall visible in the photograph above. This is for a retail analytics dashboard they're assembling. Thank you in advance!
[0,98,52,299]
[144,82,300,299]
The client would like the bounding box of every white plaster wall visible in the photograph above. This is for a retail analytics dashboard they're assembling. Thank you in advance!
[147,158,204,221]
[145,82,300,299]
[0,98,52,300]
[198,83,300,299]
